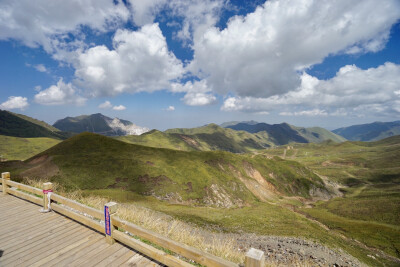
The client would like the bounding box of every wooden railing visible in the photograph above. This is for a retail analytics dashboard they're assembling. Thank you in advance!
[1,172,265,267]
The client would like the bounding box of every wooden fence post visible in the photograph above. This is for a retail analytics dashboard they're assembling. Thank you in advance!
[42,182,53,212]
[245,248,264,267]
[2,172,10,195]
[104,202,118,244]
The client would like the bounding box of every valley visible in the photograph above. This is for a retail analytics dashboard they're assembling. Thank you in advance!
[0,111,399,266]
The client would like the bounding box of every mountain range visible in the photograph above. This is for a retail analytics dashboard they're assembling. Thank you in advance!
[333,120,400,141]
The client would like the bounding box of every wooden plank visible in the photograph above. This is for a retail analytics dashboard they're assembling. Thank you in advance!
[6,226,89,267]
[50,202,104,233]
[6,180,43,195]
[113,230,192,267]
[51,193,104,220]
[57,239,111,266]
[40,233,103,267]
[0,220,78,263]
[24,229,95,267]
[7,188,42,205]
[0,216,72,250]
[78,243,124,267]
[107,249,138,267]
[67,242,113,266]
[113,217,238,267]
[0,205,38,226]
[96,246,132,267]
[120,253,146,267]
[0,213,68,248]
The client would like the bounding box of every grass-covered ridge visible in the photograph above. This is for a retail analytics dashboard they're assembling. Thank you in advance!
[0,109,71,139]
[5,132,328,205]
[262,136,400,261]
[0,135,61,161]
[117,123,346,153]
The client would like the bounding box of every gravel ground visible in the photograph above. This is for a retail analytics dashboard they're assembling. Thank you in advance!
[235,234,365,267]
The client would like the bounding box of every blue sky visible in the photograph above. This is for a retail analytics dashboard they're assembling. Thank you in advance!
[0,0,399,130]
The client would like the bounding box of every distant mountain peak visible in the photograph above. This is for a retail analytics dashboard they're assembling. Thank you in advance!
[53,113,149,136]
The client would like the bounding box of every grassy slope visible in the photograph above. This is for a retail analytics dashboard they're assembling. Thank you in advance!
[262,136,400,261]
[120,124,271,153]
[2,133,398,265]
[115,130,196,151]
[0,135,61,161]
[0,110,70,139]
[294,126,347,143]
[11,111,60,132]
[18,133,324,201]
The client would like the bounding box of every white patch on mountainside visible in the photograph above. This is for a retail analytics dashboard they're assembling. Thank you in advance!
[106,118,149,135]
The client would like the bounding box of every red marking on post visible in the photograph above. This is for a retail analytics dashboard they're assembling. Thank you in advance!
[43,189,53,194]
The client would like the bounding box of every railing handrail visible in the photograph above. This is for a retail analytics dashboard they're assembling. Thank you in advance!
[1,172,264,267]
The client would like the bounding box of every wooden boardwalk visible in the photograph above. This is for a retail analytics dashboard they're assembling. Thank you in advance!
[0,194,163,267]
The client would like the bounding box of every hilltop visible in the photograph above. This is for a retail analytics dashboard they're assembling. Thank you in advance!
[3,132,330,206]
[0,110,71,139]
[333,120,400,141]
[226,122,346,145]
[53,113,149,136]
[117,123,345,153]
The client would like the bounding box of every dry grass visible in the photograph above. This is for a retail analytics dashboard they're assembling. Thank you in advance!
[23,178,316,266]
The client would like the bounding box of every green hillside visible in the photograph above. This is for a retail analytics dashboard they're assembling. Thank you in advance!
[3,132,328,203]
[118,124,270,153]
[0,135,61,161]
[118,123,344,153]
[261,136,400,260]
[2,133,398,266]
[0,110,70,139]
[227,122,345,144]
[115,130,196,151]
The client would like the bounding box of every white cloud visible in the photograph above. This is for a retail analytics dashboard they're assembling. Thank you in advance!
[112,105,126,111]
[127,0,167,26]
[34,64,47,72]
[0,0,129,53]
[128,0,225,43]
[74,24,184,97]
[280,109,328,117]
[171,80,217,106]
[191,0,400,98]
[34,85,42,92]
[98,100,113,109]
[167,0,225,43]
[221,62,400,117]
[0,96,29,110]
[34,78,86,105]
[182,92,216,106]
[166,106,175,111]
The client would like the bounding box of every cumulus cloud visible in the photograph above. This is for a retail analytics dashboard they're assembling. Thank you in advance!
[98,100,113,109]
[171,80,217,106]
[166,106,175,111]
[221,62,400,117]
[191,0,400,98]
[112,105,126,111]
[34,64,47,72]
[34,78,86,105]
[0,0,129,53]
[0,96,29,110]
[182,92,217,106]
[74,24,184,97]
[128,0,224,43]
